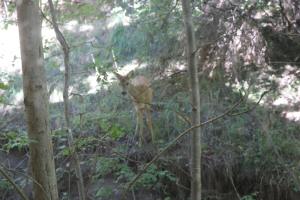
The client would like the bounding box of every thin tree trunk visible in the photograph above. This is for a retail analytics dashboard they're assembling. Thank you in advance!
[47,1,86,199]
[128,0,134,14]
[16,1,59,199]
[181,0,202,199]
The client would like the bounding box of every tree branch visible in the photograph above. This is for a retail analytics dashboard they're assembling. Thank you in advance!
[0,166,29,200]
[228,89,272,116]
[1,164,50,200]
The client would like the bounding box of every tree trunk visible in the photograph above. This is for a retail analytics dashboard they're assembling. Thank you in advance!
[128,0,134,14]
[181,0,202,199]
[16,1,59,200]
[48,0,86,199]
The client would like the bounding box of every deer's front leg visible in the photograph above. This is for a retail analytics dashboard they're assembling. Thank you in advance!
[145,107,154,143]
[135,113,139,139]
[136,109,144,146]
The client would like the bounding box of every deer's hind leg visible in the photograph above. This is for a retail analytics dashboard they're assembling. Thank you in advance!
[145,107,154,143]
[135,109,144,146]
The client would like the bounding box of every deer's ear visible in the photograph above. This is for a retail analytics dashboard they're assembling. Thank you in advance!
[113,72,123,80]
[127,70,135,78]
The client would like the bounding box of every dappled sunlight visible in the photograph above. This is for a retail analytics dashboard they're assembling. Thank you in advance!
[84,73,101,94]
[0,6,139,106]
[272,64,300,121]
[273,96,289,106]
[0,25,21,75]
[49,89,64,103]
[0,19,65,107]
[216,13,300,124]
[116,59,145,75]
[11,90,23,105]
[65,20,79,31]
[64,20,94,32]
[230,63,300,122]
[283,111,300,122]
[107,7,131,28]
[79,24,94,32]
[1,10,300,127]
[273,64,300,107]
[42,23,56,41]
[162,61,185,77]
[0,23,23,108]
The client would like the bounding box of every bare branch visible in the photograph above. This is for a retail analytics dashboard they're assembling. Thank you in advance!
[228,89,272,116]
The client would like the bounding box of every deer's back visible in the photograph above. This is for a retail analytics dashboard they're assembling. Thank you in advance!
[128,76,152,105]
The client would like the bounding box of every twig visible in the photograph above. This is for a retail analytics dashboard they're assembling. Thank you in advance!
[112,151,142,164]
[131,189,136,200]
[174,110,191,125]
[226,164,241,200]
[228,89,272,116]
[40,8,53,25]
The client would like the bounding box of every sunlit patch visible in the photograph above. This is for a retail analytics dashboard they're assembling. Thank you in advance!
[273,97,289,106]
[254,11,264,20]
[84,73,101,94]
[107,8,131,29]
[42,25,56,40]
[65,20,79,31]
[117,60,143,75]
[273,64,300,107]
[12,90,23,105]
[283,111,300,122]
[0,26,21,74]
[49,89,63,103]
[79,24,94,32]
[173,61,185,71]
[161,61,186,77]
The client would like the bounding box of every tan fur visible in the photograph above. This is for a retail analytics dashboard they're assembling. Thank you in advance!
[114,71,154,145]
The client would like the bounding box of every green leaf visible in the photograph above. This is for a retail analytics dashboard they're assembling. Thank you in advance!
[0,82,9,90]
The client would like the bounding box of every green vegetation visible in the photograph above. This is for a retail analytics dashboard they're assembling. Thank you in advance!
[1,0,300,199]
[0,131,29,152]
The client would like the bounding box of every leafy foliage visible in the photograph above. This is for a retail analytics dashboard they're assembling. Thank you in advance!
[95,186,113,199]
[0,82,9,90]
[110,1,181,63]
[95,157,120,178]
[0,131,29,152]
[99,119,125,140]
[0,178,12,190]
[135,164,176,189]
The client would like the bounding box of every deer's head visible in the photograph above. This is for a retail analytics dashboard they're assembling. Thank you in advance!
[113,71,135,95]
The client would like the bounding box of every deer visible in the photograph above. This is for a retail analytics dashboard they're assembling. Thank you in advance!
[113,70,154,146]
